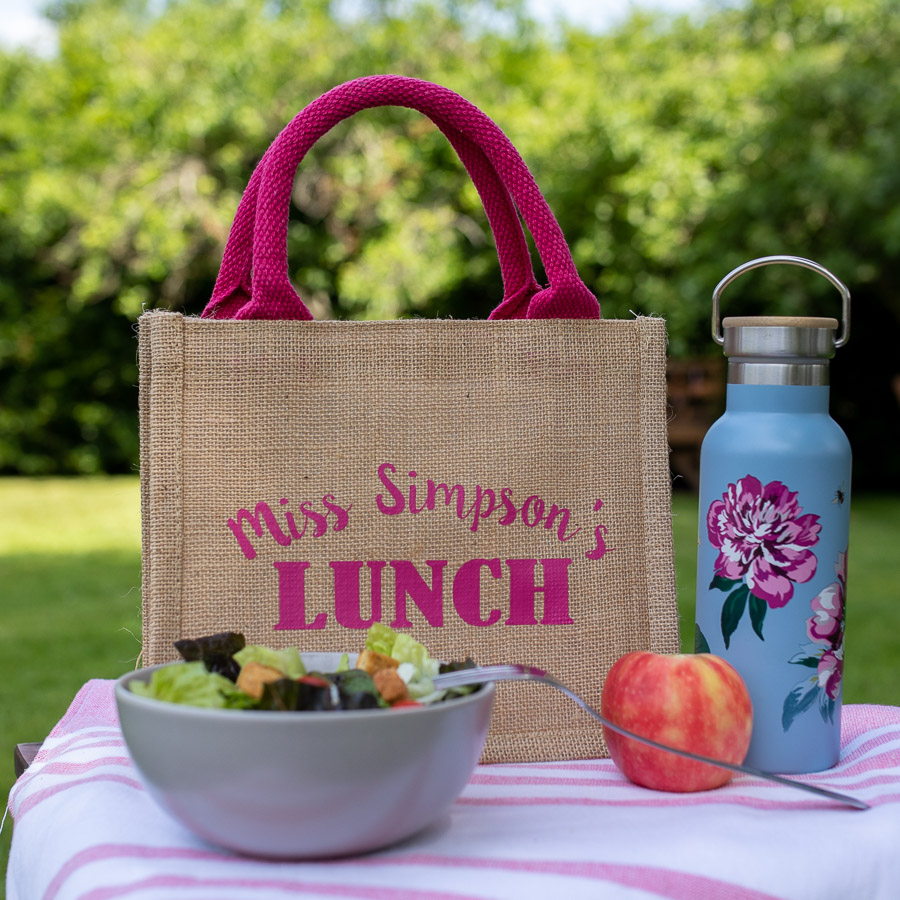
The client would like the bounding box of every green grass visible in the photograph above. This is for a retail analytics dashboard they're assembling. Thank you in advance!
[1,478,142,890]
[1,479,898,890]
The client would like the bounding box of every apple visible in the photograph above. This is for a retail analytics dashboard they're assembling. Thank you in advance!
[600,651,752,792]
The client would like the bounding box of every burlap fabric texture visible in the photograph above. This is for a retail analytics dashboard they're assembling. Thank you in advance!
[138,76,679,763]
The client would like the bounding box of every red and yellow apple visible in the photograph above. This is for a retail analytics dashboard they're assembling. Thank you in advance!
[600,651,753,792]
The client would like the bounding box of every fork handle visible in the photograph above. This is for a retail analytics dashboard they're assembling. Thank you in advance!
[435,665,868,810]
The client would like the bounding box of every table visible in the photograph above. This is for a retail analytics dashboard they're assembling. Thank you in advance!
[6,680,900,899]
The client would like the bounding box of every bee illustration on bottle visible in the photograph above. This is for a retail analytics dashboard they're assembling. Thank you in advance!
[832,481,846,505]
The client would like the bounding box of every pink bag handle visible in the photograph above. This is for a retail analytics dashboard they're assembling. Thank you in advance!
[204,119,541,320]
[210,76,600,320]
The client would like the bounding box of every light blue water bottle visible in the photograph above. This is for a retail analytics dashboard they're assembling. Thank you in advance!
[695,256,851,774]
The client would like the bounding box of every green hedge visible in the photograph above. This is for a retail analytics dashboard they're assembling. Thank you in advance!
[1,0,898,485]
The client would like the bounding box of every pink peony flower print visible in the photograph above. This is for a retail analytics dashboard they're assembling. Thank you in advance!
[807,553,846,647]
[817,649,844,701]
[784,550,848,730]
[707,475,821,608]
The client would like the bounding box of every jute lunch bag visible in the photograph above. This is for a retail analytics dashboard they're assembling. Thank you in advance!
[138,75,679,763]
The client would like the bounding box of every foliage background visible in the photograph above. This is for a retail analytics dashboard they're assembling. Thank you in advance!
[1,0,899,485]
[2,4,900,884]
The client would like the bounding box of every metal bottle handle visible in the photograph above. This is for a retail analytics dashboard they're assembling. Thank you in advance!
[711,255,851,349]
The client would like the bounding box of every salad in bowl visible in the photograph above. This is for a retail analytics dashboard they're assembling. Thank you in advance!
[129,623,480,712]
[115,625,493,858]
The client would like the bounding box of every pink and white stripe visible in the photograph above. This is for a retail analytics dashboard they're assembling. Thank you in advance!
[6,682,900,900]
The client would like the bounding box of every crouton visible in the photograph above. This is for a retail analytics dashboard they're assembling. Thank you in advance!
[373,667,410,705]
[356,648,399,676]
[236,661,286,700]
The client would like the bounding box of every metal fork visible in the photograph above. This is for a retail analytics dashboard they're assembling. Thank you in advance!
[432,664,869,811]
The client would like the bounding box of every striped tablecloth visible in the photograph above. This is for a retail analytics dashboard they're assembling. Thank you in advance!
[6,680,900,900]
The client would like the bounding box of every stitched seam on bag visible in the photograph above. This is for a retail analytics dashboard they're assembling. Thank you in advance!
[637,316,679,655]
[143,311,185,665]
[137,316,151,665]
[177,318,185,651]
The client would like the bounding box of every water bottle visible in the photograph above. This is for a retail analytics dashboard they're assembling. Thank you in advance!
[695,256,851,774]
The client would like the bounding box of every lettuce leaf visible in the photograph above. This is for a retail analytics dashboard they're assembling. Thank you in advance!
[365,625,441,700]
[234,644,306,678]
[365,623,397,657]
[130,661,255,708]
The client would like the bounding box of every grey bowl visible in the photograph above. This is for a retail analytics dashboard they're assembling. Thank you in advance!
[115,653,494,858]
